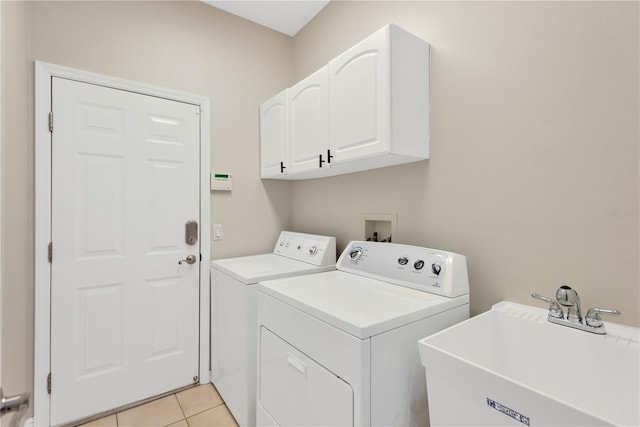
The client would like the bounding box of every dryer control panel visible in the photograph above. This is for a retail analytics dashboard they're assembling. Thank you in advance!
[337,241,469,298]
[273,231,336,267]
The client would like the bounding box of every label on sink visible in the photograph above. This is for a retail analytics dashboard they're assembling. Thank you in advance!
[487,398,531,426]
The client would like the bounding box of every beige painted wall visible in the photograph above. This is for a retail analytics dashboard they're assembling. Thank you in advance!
[291,1,639,326]
[1,0,33,407]
[1,0,293,411]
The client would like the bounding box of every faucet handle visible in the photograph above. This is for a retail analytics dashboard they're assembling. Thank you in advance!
[585,307,621,328]
[531,293,564,319]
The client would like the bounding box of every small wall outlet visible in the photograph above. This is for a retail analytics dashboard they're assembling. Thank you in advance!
[213,224,223,241]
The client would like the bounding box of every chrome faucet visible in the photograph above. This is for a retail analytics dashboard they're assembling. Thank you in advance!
[531,286,620,335]
[555,285,581,323]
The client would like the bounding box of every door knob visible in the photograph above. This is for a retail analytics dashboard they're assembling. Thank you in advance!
[0,387,30,416]
[178,255,197,265]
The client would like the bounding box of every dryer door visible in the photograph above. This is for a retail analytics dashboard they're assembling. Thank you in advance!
[258,327,354,426]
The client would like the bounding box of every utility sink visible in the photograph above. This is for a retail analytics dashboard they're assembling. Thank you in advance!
[419,301,639,426]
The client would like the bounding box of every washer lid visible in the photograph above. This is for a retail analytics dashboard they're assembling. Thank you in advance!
[211,253,335,284]
[258,271,469,339]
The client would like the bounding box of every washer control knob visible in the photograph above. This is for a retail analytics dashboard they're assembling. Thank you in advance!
[309,245,318,256]
[432,263,442,275]
[398,257,409,266]
[414,260,425,270]
[349,247,363,262]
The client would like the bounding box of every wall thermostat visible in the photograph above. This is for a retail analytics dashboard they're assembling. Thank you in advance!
[211,173,232,191]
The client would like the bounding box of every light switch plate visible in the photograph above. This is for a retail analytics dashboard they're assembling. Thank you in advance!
[213,224,223,241]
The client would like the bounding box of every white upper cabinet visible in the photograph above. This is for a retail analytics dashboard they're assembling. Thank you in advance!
[328,26,389,164]
[288,67,329,174]
[260,24,429,180]
[328,25,430,171]
[260,89,288,178]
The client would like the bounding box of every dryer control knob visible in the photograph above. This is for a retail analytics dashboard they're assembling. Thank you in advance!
[414,260,425,270]
[398,257,409,266]
[432,263,442,275]
[349,247,363,262]
[309,245,318,256]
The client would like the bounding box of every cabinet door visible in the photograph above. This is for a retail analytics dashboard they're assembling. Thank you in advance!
[260,90,288,178]
[288,67,329,174]
[329,26,389,163]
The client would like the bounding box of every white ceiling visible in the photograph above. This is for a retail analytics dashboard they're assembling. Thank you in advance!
[202,1,330,37]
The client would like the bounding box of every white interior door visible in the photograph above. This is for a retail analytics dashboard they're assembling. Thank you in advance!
[50,77,201,425]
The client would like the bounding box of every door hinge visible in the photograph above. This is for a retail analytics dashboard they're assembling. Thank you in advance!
[48,112,53,133]
[47,373,52,394]
[48,242,53,263]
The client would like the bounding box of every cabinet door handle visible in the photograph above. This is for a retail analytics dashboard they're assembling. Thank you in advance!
[319,154,325,168]
[280,161,286,173]
[327,149,333,164]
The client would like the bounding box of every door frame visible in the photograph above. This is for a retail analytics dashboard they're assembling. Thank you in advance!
[0,3,3,425]
[34,61,211,426]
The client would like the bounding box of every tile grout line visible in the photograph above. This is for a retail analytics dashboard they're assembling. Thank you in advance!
[174,384,227,426]
[183,400,226,421]
[174,391,188,425]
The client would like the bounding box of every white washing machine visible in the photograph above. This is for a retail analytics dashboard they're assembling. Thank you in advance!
[256,241,470,427]
[211,231,336,427]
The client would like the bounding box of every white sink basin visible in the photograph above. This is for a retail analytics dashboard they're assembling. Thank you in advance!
[419,301,639,426]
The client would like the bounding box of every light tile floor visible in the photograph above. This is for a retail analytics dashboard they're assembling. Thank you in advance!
[78,384,238,427]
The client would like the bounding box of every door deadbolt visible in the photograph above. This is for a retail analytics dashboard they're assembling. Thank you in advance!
[185,220,198,245]
[178,255,197,265]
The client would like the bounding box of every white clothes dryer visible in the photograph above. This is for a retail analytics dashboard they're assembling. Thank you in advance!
[211,231,336,427]
[256,241,470,427]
